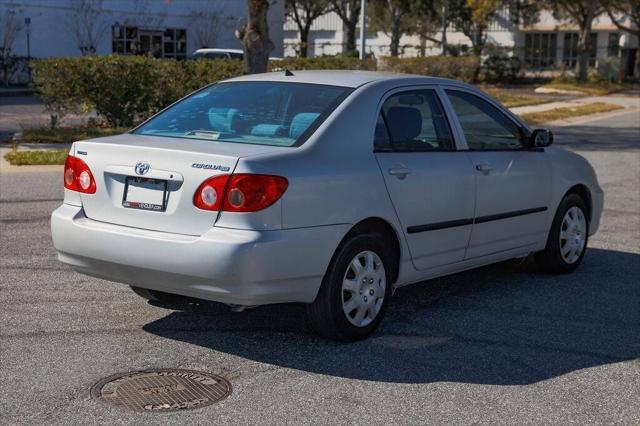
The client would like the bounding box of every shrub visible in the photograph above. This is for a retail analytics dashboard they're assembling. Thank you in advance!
[32,56,244,127]
[377,56,480,82]
[483,53,522,84]
[269,56,376,71]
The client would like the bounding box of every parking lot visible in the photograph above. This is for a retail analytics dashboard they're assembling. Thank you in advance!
[1,110,639,424]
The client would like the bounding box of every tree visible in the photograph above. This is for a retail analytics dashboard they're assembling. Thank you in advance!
[369,0,413,57]
[190,9,223,49]
[0,8,22,58]
[68,0,108,55]
[549,0,605,82]
[408,0,442,56]
[449,0,502,57]
[330,0,361,53]
[286,0,331,57]
[236,0,274,74]
[604,0,640,78]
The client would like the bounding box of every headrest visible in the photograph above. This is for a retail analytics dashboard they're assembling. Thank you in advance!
[208,108,239,133]
[385,106,422,142]
[290,112,320,139]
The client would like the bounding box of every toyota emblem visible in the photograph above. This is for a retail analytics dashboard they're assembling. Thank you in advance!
[135,161,150,175]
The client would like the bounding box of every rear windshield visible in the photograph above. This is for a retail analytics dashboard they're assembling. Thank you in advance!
[133,81,352,147]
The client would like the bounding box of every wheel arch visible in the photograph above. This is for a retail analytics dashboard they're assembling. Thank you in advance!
[564,184,592,222]
[338,217,402,285]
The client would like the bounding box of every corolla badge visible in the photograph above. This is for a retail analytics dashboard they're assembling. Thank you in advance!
[135,161,151,175]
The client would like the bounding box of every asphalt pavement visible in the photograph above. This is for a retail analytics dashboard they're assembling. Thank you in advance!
[1,110,639,424]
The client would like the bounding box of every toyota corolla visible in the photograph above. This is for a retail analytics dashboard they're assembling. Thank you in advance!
[51,71,603,341]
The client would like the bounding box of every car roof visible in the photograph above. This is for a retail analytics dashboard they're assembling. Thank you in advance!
[194,48,243,54]
[222,70,469,89]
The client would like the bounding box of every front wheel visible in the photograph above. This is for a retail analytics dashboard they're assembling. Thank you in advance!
[535,193,589,274]
[306,233,393,341]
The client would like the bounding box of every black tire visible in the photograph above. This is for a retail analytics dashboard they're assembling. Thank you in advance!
[535,193,589,274]
[306,233,394,342]
[129,286,178,304]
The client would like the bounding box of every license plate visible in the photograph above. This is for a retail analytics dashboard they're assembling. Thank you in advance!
[122,177,168,212]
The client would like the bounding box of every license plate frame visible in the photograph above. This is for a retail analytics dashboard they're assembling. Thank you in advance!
[122,176,168,212]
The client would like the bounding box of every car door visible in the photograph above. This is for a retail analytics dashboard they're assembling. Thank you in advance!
[443,88,552,259]
[374,88,476,270]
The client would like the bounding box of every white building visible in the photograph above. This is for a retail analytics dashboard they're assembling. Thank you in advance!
[284,7,637,74]
[1,0,284,59]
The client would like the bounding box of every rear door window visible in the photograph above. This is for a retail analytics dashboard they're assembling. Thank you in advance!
[375,90,454,151]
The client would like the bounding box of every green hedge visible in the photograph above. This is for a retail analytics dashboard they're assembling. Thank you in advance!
[31,55,477,127]
[378,56,480,83]
[269,56,376,71]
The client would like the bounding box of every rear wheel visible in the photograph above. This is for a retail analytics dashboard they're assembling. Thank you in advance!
[535,193,589,274]
[306,233,393,341]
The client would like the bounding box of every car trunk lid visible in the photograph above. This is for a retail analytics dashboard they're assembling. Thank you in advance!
[74,134,282,235]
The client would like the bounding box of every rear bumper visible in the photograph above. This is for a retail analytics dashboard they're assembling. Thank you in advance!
[51,204,350,305]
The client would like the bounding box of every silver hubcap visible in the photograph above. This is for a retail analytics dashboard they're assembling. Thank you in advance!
[341,250,386,327]
[560,206,587,264]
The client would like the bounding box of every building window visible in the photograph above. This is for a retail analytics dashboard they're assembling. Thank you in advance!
[524,33,557,68]
[112,26,138,54]
[163,28,187,59]
[608,32,620,57]
[563,33,597,68]
[112,26,187,59]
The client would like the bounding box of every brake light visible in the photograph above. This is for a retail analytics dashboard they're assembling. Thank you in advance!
[64,155,96,194]
[194,174,288,212]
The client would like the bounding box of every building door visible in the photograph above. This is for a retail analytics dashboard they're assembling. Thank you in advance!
[139,31,163,57]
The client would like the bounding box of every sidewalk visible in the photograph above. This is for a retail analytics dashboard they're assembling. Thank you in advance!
[510,92,640,115]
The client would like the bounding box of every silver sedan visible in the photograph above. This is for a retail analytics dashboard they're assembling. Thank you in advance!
[51,71,603,341]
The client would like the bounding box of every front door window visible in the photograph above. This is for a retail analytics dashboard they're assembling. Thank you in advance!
[445,90,523,150]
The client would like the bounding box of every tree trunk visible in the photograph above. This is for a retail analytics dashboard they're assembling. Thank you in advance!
[419,34,426,57]
[389,13,401,57]
[236,0,273,74]
[575,3,596,83]
[299,26,310,57]
[345,21,357,52]
[472,24,484,56]
[576,29,590,82]
[635,47,640,79]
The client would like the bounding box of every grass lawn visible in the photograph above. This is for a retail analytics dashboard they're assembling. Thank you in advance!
[484,88,553,108]
[520,102,624,125]
[4,149,68,166]
[21,126,127,144]
[538,78,639,96]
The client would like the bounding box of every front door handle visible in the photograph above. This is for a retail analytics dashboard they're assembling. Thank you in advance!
[475,163,493,174]
[388,168,412,179]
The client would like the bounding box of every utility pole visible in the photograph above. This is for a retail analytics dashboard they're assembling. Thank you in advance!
[359,0,367,60]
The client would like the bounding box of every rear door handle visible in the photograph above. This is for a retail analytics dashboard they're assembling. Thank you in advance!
[388,168,412,179]
[475,163,493,174]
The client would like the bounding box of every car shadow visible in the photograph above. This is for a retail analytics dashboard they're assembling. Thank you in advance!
[142,248,640,385]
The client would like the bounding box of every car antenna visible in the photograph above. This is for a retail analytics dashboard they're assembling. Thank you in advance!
[284,69,294,76]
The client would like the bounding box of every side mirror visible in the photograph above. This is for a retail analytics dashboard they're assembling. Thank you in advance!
[530,128,554,148]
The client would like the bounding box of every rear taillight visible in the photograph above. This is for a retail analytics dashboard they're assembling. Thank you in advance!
[194,174,288,212]
[193,175,230,211]
[64,155,96,194]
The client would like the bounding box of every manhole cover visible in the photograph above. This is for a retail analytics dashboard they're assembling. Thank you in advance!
[91,369,232,412]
